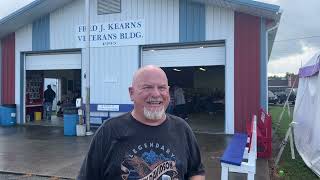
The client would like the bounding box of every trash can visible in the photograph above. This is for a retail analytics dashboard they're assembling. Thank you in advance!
[64,114,79,136]
[0,104,16,126]
[34,112,42,121]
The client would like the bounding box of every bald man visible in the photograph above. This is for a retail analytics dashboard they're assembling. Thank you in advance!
[78,65,205,180]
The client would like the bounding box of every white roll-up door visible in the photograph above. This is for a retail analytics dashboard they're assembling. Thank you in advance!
[142,45,225,67]
[26,53,81,70]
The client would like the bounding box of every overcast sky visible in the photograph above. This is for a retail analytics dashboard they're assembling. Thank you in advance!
[0,0,319,77]
[260,0,320,76]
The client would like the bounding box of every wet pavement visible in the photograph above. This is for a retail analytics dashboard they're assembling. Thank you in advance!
[196,133,270,180]
[0,125,90,179]
[0,171,71,180]
[0,125,269,180]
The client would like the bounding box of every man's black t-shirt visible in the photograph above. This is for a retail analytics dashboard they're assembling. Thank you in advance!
[78,113,205,180]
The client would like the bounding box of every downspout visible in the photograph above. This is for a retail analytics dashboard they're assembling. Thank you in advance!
[265,22,279,112]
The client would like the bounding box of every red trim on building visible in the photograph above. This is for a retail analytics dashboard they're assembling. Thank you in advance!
[234,12,260,133]
[1,33,15,104]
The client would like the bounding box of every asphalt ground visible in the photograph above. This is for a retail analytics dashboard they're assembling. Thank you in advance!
[0,171,72,180]
[0,124,269,180]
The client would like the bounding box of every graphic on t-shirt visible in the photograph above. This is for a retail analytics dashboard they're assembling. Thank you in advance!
[121,142,178,180]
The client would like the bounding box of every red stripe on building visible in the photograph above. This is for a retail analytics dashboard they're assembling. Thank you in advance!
[1,33,15,104]
[234,12,260,133]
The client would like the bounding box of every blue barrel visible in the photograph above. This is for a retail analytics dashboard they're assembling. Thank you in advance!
[0,105,16,126]
[64,114,79,136]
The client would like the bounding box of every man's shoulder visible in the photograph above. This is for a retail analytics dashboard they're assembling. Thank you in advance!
[95,112,132,139]
[101,112,132,128]
[167,114,189,127]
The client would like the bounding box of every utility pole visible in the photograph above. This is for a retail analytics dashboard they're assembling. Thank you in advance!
[85,0,93,136]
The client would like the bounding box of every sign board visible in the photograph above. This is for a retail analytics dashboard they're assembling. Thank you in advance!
[97,104,120,111]
[11,113,16,118]
[76,19,145,47]
[76,98,82,108]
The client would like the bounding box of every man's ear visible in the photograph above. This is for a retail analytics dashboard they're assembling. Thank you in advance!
[129,87,134,101]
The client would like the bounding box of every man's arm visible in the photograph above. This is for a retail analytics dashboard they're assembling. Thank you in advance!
[77,137,102,180]
[77,127,107,180]
[190,175,205,180]
[186,128,205,180]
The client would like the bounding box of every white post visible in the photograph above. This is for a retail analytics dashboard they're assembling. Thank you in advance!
[289,127,295,159]
[85,0,93,136]
[221,165,228,180]
[248,173,255,180]
[275,123,296,166]
[286,102,291,117]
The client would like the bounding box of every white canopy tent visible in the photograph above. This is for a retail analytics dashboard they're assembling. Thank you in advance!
[293,52,320,177]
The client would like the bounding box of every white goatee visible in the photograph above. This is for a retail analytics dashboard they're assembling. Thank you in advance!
[143,106,165,120]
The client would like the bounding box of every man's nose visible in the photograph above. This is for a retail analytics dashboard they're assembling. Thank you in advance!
[150,87,161,96]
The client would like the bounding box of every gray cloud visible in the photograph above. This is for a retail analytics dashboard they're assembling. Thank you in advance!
[266,0,320,61]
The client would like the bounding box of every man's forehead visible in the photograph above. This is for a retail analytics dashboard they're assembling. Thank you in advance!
[139,82,168,86]
[134,70,167,82]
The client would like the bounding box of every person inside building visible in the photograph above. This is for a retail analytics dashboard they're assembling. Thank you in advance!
[77,65,205,180]
[173,85,188,120]
[166,86,175,114]
[43,85,56,120]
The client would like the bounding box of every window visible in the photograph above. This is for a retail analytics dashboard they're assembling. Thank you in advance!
[97,0,121,15]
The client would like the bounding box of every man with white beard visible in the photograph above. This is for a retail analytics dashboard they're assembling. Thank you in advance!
[78,65,205,180]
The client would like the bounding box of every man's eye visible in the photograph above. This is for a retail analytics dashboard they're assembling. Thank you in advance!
[143,86,152,89]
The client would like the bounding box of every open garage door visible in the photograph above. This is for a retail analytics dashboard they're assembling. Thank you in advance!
[142,44,225,67]
[26,53,81,70]
[23,52,82,127]
[142,44,226,134]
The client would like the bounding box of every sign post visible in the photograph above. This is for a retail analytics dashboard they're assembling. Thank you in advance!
[85,0,93,136]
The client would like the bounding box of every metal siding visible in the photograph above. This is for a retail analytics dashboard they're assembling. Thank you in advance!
[1,33,15,104]
[97,0,121,15]
[206,6,235,134]
[179,0,205,42]
[260,18,267,111]
[32,15,50,51]
[50,0,179,107]
[15,24,33,124]
[234,12,260,133]
[50,0,84,49]
[206,6,234,40]
[89,46,139,105]
[50,0,179,49]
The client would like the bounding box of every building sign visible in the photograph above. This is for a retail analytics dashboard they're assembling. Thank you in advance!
[97,104,120,111]
[76,19,145,47]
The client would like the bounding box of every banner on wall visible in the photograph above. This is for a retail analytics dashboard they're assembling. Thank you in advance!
[75,19,145,47]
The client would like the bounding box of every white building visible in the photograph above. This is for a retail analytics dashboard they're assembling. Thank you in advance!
[0,0,281,134]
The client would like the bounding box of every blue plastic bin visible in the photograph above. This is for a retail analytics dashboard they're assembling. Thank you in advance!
[0,105,16,126]
[64,114,79,136]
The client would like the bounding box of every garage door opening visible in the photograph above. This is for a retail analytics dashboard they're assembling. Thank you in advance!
[142,43,226,134]
[163,66,225,134]
[25,69,81,126]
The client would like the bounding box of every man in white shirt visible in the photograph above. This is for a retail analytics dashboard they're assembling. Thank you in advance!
[173,85,188,120]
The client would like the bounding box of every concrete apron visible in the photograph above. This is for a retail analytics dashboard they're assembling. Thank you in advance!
[0,126,269,180]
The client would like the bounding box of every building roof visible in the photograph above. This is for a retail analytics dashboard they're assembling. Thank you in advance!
[0,0,74,39]
[0,0,281,39]
[193,0,281,21]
